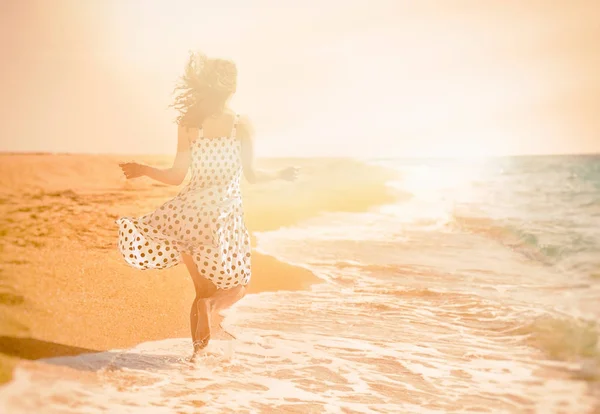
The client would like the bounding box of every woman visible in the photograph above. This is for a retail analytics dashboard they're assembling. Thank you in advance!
[116,51,298,354]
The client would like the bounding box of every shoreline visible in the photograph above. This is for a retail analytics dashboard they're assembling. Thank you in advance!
[0,154,397,385]
[0,249,323,384]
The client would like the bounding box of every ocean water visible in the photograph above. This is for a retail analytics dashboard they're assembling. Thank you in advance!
[1,155,599,413]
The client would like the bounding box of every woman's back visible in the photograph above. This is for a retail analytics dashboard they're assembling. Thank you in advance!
[184,113,243,202]
[116,51,297,354]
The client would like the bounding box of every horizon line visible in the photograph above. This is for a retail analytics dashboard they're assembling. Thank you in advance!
[1,150,599,160]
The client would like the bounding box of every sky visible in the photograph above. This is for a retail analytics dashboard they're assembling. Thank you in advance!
[1,0,599,157]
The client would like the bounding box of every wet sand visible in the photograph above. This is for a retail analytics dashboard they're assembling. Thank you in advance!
[0,154,395,383]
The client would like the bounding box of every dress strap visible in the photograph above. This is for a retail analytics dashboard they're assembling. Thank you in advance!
[231,114,240,139]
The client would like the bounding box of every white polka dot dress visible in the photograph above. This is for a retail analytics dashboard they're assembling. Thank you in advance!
[116,115,251,289]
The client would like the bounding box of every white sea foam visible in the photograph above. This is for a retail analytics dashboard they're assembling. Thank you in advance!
[2,156,599,413]
[1,281,597,413]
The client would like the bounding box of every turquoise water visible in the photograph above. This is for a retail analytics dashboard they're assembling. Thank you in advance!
[381,154,600,286]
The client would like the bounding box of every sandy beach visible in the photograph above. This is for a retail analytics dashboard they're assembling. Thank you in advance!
[2,1,599,410]
[0,153,395,383]
[1,154,598,412]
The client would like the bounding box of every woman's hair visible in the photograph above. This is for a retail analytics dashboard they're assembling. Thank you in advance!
[172,51,238,128]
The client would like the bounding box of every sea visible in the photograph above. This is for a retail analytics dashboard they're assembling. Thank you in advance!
[1,154,599,413]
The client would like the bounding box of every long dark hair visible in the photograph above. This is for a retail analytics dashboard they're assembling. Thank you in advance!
[171,51,238,128]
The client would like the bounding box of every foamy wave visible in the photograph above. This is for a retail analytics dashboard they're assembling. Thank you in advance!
[2,280,598,413]
[450,213,600,280]
[1,326,595,414]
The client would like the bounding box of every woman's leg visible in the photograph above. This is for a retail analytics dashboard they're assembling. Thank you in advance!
[181,253,248,349]
[204,284,247,340]
[209,284,246,313]
[181,253,217,349]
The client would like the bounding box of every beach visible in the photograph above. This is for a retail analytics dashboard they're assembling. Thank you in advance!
[2,0,600,410]
[0,153,599,413]
[0,154,394,382]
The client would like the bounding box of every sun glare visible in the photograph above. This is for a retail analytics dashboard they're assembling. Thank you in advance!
[1,1,598,157]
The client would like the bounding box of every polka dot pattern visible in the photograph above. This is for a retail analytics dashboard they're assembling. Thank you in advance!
[116,115,251,289]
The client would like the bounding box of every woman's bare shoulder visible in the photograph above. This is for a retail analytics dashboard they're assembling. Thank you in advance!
[236,114,255,140]
[176,123,200,148]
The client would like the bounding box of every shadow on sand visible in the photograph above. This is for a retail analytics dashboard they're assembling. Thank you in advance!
[0,336,200,373]
[0,336,102,361]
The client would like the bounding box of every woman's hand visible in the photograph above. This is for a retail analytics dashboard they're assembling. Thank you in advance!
[278,166,300,182]
[119,162,148,180]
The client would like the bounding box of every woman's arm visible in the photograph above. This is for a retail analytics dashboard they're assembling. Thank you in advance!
[238,115,298,184]
[119,125,193,186]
